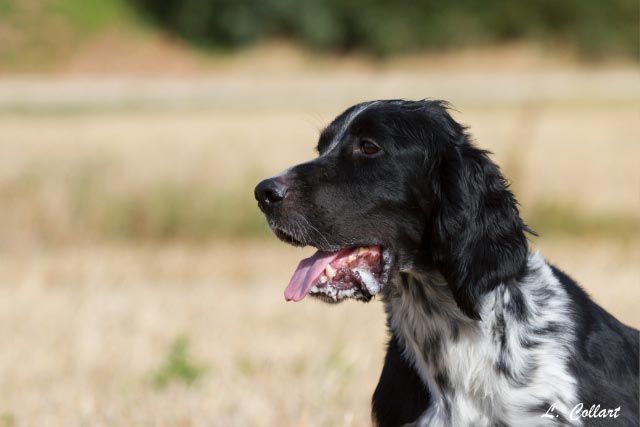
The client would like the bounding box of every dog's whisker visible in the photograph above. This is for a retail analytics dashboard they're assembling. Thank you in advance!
[296,215,331,249]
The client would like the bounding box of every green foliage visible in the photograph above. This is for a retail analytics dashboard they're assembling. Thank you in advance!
[525,202,640,241]
[0,0,13,16]
[129,0,638,58]
[0,0,138,70]
[48,0,133,33]
[0,413,15,427]
[152,335,207,389]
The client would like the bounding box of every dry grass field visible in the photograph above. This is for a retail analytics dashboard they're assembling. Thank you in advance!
[0,61,638,426]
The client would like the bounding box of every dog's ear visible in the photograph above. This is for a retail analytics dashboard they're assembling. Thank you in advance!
[425,108,529,320]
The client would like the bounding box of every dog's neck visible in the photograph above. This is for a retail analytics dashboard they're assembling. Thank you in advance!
[382,252,580,426]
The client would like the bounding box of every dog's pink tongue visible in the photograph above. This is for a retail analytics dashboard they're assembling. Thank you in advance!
[284,249,349,302]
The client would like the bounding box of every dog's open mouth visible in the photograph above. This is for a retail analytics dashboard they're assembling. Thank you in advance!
[284,246,389,303]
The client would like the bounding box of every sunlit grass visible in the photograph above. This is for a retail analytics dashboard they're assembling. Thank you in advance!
[0,46,637,427]
[1,164,636,246]
[525,202,640,242]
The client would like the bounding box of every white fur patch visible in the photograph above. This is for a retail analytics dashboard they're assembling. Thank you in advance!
[323,101,379,156]
[385,252,581,426]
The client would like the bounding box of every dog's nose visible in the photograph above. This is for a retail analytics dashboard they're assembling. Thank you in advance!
[255,178,288,213]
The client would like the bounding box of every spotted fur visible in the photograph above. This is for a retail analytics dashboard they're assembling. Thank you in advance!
[384,253,580,426]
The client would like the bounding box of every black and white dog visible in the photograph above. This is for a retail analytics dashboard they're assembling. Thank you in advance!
[254,100,639,426]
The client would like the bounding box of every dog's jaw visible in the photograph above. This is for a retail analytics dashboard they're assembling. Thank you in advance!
[284,246,392,303]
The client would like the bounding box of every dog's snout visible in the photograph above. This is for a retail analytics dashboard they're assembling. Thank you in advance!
[255,178,288,213]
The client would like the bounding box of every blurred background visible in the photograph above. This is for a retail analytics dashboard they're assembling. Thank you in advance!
[0,1,638,426]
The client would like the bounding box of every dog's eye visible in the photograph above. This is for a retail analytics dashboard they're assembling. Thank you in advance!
[359,139,381,156]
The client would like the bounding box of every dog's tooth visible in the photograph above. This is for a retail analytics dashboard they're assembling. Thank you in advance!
[319,275,328,284]
[325,265,336,279]
[357,247,368,256]
[347,254,357,263]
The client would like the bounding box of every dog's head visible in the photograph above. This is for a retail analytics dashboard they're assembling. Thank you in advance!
[255,100,529,319]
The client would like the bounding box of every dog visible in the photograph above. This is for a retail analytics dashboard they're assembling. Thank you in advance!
[254,100,639,426]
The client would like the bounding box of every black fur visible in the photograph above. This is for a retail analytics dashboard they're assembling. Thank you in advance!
[255,100,639,426]
[552,265,639,427]
[426,123,530,319]
[372,335,431,427]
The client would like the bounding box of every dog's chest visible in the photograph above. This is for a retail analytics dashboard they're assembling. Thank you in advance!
[385,261,580,426]
[387,284,501,426]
